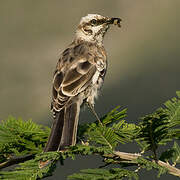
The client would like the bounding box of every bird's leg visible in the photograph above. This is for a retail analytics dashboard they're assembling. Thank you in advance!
[86,102,103,126]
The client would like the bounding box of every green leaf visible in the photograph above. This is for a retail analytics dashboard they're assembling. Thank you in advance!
[102,106,127,125]
[0,152,60,180]
[88,126,116,149]
[134,157,167,178]
[160,141,180,165]
[163,91,180,139]
[0,116,49,162]
[68,168,138,180]
[136,109,170,158]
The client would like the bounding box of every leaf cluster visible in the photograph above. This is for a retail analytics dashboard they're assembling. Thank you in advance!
[0,116,49,163]
[136,91,180,160]
[68,168,138,180]
[0,92,179,179]
[78,106,137,150]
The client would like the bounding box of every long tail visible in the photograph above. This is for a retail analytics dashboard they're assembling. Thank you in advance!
[44,102,80,152]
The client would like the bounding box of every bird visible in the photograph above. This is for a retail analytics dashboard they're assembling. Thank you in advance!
[44,14,121,152]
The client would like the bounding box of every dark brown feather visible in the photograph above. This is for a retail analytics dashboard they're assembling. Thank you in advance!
[44,109,65,152]
[59,102,79,149]
[44,40,107,152]
[63,68,82,86]
[62,66,96,96]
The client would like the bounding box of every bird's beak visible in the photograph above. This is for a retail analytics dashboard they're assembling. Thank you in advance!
[106,17,122,28]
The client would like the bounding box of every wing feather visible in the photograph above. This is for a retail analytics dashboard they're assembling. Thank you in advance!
[52,43,99,117]
[46,41,107,151]
[62,65,96,96]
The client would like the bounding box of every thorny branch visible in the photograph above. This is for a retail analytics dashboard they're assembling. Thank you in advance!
[113,151,180,177]
[0,150,179,178]
[0,154,34,169]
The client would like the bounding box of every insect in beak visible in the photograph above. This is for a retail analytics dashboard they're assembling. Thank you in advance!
[106,17,122,28]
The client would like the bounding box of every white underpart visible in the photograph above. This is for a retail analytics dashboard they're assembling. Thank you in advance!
[87,74,103,106]
[75,30,94,43]
[96,60,105,71]
[92,71,100,84]
[75,14,107,105]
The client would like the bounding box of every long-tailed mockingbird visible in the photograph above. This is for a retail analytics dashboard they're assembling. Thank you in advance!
[44,14,121,152]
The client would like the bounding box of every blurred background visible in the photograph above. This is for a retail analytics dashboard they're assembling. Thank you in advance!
[0,0,179,179]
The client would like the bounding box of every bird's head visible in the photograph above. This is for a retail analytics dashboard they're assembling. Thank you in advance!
[75,14,121,45]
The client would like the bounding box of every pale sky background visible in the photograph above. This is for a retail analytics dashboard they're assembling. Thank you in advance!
[0,0,180,179]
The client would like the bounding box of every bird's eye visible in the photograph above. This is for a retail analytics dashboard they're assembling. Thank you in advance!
[91,19,97,25]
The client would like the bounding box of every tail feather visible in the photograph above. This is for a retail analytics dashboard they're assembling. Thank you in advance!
[44,109,65,152]
[60,102,80,150]
[44,102,80,152]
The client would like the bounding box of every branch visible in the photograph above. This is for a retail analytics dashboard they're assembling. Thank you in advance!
[0,154,34,169]
[113,151,180,177]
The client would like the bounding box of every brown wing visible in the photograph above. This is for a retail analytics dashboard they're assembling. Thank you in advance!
[51,44,98,118]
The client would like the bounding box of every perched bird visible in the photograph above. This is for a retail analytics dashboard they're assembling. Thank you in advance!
[44,14,121,152]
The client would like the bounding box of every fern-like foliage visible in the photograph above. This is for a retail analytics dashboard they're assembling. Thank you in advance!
[163,91,180,139]
[68,168,138,180]
[77,106,128,141]
[136,109,171,159]
[0,92,180,179]
[133,157,167,178]
[0,116,49,164]
[0,152,60,180]
[101,106,127,125]
[136,91,180,159]
[81,107,137,150]
[160,141,180,165]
